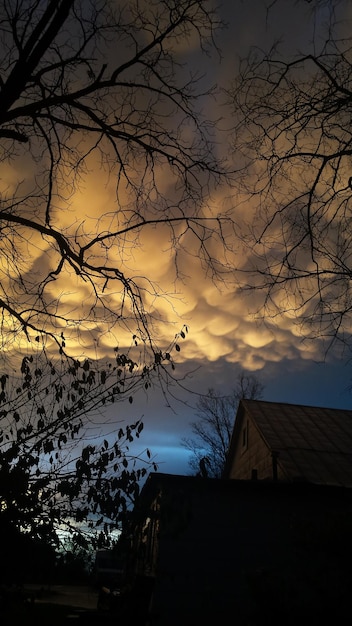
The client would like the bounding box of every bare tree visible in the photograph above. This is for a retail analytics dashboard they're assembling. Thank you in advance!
[0,0,233,359]
[0,0,235,561]
[230,0,352,355]
[182,373,264,478]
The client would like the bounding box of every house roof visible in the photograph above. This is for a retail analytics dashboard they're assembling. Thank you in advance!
[138,471,351,502]
[225,399,352,487]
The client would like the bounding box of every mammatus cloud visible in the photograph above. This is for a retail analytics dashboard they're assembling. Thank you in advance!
[2,1,352,480]
[2,1,351,379]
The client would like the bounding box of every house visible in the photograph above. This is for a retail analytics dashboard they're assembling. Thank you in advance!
[130,473,352,625]
[127,400,352,625]
[223,399,352,486]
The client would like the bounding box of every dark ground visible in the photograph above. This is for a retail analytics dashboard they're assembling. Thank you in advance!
[0,584,118,625]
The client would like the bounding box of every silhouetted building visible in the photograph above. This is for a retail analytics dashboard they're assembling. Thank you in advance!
[223,399,352,485]
[128,400,352,625]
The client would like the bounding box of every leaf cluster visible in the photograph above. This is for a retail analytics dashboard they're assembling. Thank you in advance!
[0,343,175,551]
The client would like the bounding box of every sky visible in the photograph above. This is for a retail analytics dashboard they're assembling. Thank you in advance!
[3,0,352,478]
[99,0,352,476]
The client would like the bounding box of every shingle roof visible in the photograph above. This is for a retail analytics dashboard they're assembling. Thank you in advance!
[241,399,352,487]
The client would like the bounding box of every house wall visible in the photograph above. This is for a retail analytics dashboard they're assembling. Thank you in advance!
[226,411,286,481]
[141,479,352,626]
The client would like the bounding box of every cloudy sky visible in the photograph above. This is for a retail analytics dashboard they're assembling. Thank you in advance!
[3,0,352,477]
[101,0,352,475]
